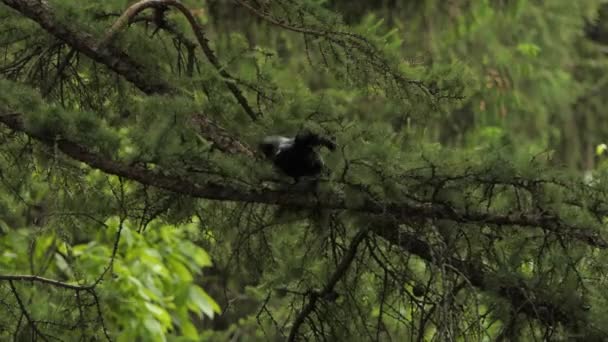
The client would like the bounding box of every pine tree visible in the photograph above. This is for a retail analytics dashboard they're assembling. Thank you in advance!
[1,0,608,340]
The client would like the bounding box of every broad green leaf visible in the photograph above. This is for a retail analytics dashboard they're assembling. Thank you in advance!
[188,286,221,318]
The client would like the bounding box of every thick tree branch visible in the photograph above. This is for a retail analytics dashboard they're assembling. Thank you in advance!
[0,111,605,250]
[1,0,172,95]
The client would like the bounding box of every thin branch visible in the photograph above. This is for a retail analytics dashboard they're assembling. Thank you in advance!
[41,47,76,97]
[88,289,112,341]
[91,219,124,287]
[288,228,369,341]
[0,275,93,291]
[234,0,436,97]
[8,280,49,342]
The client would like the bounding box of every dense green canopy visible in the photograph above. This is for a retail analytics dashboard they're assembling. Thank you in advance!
[2,0,608,340]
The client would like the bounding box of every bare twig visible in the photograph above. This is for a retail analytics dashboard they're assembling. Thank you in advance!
[9,280,49,342]
[91,219,124,287]
[88,289,112,341]
[42,47,76,97]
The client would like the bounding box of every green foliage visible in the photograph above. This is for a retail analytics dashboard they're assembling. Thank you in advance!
[0,216,218,341]
[97,218,218,341]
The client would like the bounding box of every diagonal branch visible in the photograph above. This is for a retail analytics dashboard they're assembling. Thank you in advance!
[1,0,173,95]
[287,228,368,341]
[1,0,255,156]
[100,0,259,120]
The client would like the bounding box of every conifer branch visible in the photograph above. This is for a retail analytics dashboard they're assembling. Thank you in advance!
[234,0,441,98]
[1,0,256,155]
[100,0,259,121]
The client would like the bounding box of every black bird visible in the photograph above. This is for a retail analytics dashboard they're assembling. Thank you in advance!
[259,131,336,182]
